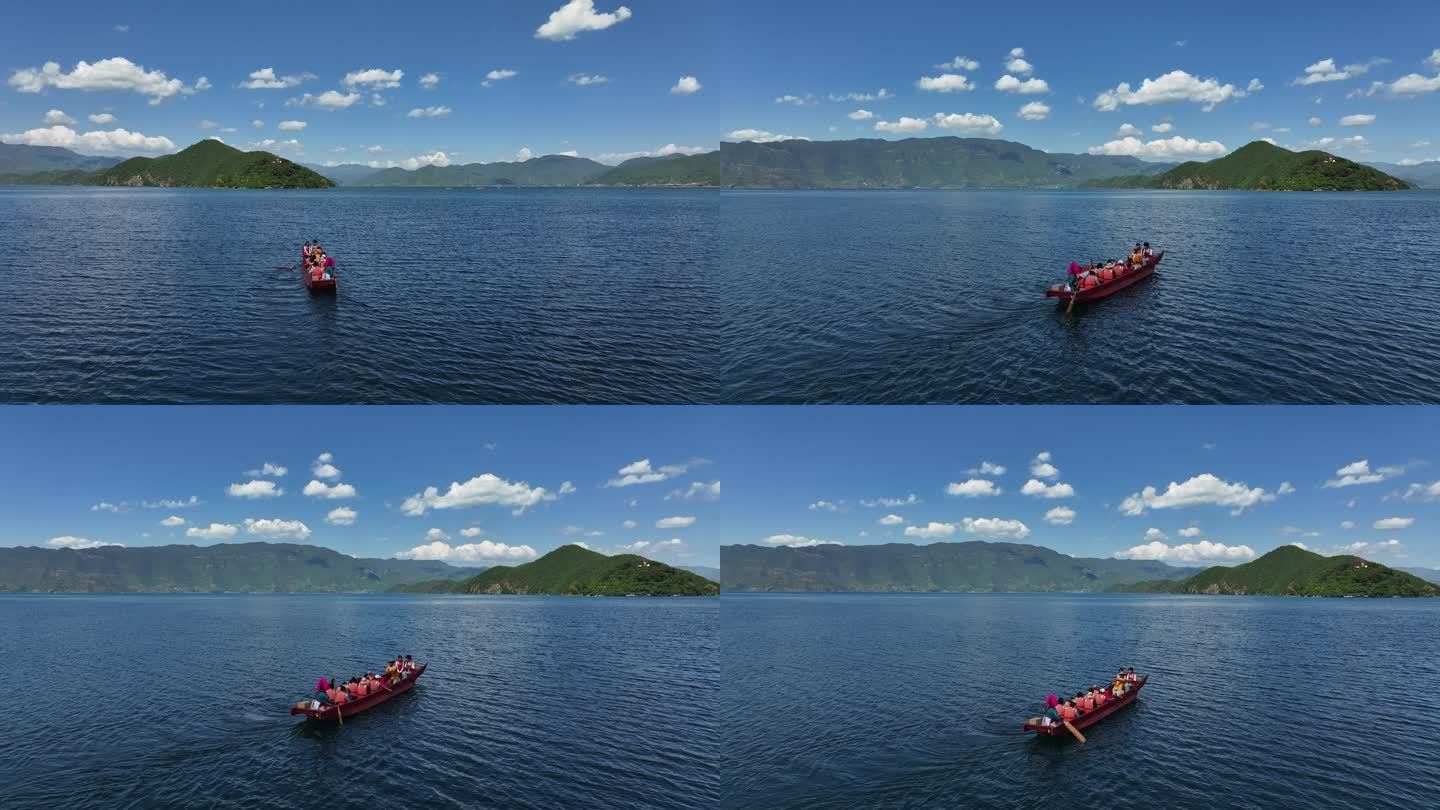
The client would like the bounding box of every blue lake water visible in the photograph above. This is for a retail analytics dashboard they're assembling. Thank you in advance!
[719,190,1440,403]
[721,593,1440,809]
[0,187,716,403]
[0,594,717,809]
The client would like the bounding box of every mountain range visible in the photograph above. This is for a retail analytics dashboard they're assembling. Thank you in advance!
[1363,160,1440,189]
[391,544,720,596]
[1095,140,1410,191]
[338,150,720,187]
[0,140,331,188]
[1110,545,1438,597]
[720,541,1199,592]
[0,542,483,593]
[0,142,122,176]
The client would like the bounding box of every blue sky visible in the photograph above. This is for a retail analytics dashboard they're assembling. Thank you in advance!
[714,407,1439,569]
[713,0,1440,164]
[4,407,1438,570]
[0,1,718,166]
[0,407,725,567]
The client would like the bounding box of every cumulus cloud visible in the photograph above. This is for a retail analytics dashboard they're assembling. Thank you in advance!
[246,462,288,477]
[828,89,894,102]
[1178,527,1203,537]
[663,480,719,501]
[303,480,357,499]
[1278,482,1296,495]
[363,151,451,170]
[460,527,483,537]
[342,68,403,89]
[1029,452,1059,479]
[90,501,127,513]
[960,517,1030,540]
[808,500,844,511]
[1337,539,1404,556]
[1,125,176,155]
[1120,474,1275,516]
[876,117,929,134]
[1324,460,1405,488]
[879,514,906,526]
[967,462,1007,476]
[1401,480,1440,501]
[995,75,1049,94]
[159,515,186,527]
[143,496,200,509]
[396,540,538,562]
[240,67,312,90]
[1117,123,1143,137]
[946,479,1001,497]
[567,73,608,86]
[419,73,440,89]
[848,109,875,121]
[1021,479,1074,498]
[1045,506,1075,526]
[1152,122,1174,133]
[764,534,841,548]
[1145,528,1168,541]
[326,507,357,526]
[88,112,117,124]
[656,516,696,529]
[904,522,956,538]
[621,520,637,529]
[402,473,555,515]
[1365,73,1440,97]
[536,0,632,41]
[617,538,685,555]
[670,76,702,95]
[242,518,311,541]
[1093,70,1247,112]
[605,458,690,487]
[916,74,974,93]
[1018,101,1050,121]
[725,129,807,143]
[482,69,518,88]
[1087,136,1228,160]
[861,494,920,508]
[48,536,124,549]
[1294,57,1387,86]
[228,480,283,498]
[1339,114,1376,127]
[9,57,200,104]
[406,106,451,118]
[43,109,75,125]
[1115,540,1256,563]
[277,120,307,131]
[931,112,1003,134]
[1373,517,1414,530]
[186,523,239,541]
[1005,47,1032,74]
[287,91,360,110]
[936,56,980,71]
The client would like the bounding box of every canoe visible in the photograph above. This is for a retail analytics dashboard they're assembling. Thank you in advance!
[1045,251,1163,304]
[1022,675,1147,738]
[301,254,337,294]
[290,663,427,721]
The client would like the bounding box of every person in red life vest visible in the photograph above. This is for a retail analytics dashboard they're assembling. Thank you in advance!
[1091,686,1106,707]
[1056,700,1078,722]
[1074,691,1091,713]
[326,681,349,705]
[403,655,416,674]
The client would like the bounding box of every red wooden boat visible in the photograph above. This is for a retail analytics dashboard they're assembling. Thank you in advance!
[301,253,337,294]
[1045,251,1163,305]
[1022,675,1147,738]
[290,664,426,721]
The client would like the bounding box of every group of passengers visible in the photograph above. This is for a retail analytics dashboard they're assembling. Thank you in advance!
[301,239,335,281]
[1036,667,1141,728]
[1067,243,1154,292]
[308,655,417,709]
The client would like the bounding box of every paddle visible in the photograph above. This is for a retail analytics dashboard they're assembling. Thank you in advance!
[1063,719,1085,743]
[1066,281,1080,315]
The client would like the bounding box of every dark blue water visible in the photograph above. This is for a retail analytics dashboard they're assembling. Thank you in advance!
[0,187,716,403]
[722,593,1440,809]
[0,594,717,809]
[719,190,1440,403]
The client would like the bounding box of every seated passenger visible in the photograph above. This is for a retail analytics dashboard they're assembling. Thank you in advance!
[1142,242,1153,258]
[1057,701,1078,722]
[1092,686,1106,706]
[403,655,416,673]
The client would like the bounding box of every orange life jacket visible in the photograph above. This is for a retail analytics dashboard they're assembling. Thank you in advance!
[1100,268,1114,282]
[1080,275,1098,290]
[1080,696,1094,711]
[1093,691,1106,706]
[1057,704,1077,721]
[326,687,345,703]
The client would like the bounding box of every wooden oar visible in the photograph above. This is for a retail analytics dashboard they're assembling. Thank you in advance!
[1066,283,1080,315]
[1063,719,1085,743]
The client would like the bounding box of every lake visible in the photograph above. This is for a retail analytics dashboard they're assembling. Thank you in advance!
[0,594,717,809]
[718,190,1440,403]
[0,187,716,403]
[721,593,1440,809]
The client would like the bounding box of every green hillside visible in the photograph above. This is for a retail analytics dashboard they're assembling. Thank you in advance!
[0,542,482,593]
[92,140,333,188]
[1111,545,1439,596]
[589,152,720,185]
[1095,141,1411,191]
[721,541,1198,592]
[392,544,720,596]
[720,136,1177,188]
[355,154,610,186]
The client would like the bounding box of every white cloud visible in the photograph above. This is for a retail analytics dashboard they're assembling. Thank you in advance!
[1178,527,1202,537]
[1308,117,1323,127]
[240,67,311,90]
[342,68,403,89]
[666,480,720,501]
[9,57,196,103]
[1094,70,1246,112]
[1116,123,1143,137]
[605,458,689,487]
[396,540,537,562]
[774,94,814,106]
[808,499,844,511]
[425,528,451,542]
[876,117,929,134]
[186,523,239,540]
[402,473,555,515]
[558,481,576,495]
[1087,136,1228,160]
[1144,528,1168,541]
[1367,73,1440,97]
[1336,539,1403,556]
[1029,452,1058,479]
[251,119,265,128]
[303,480,357,499]
[1021,479,1074,498]
[1373,517,1414,530]
[1324,460,1405,488]
[48,536,124,549]
[516,147,533,161]
[828,89,894,102]
[364,151,451,170]
[879,514,906,526]
[1294,58,1386,86]
[567,73,608,86]
[936,56,980,71]
[90,501,127,513]
[482,69,519,87]
[142,496,200,509]
[1152,122,1174,133]
[1120,473,1275,515]
[460,527,483,537]
[88,112,117,124]
[311,453,340,479]
[1,125,176,155]
[277,120,307,131]
[995,75,1049,94]
[946,479,1001,497]
[324,506,357,526]
[1339,114,1375,127]
[967,462,1007,476]
[1401,481,1440,502]
[248,138,301,153]
[621,520,637,529]
[905,522,956,538]
[43,109,75,125]
[1017,102,1050,121]
[848,109,875,121]
[1278,482,1296,495]
[242,518,311,541]
[406,106,451,118]
[419,73,440,89]
[960,517,1030,541]
[725,129,807,143]
[861,494,920,508]
[1247,78,1264,93]
[1115,540,1256,563]
[228,479,283,498]
[670,76,702,95]
[931,112,1003,135]
[656,516,696,529]
[536,0,632,41]
[617,538,685,555]
[764,534,841,548]
[160,516,186,527]
[287,91,360,110]
[1341,520,1356,530]
[916,74,974,93]
[246,462,288,477]
[1044,506,1075,526]
[1005,47,1032,74]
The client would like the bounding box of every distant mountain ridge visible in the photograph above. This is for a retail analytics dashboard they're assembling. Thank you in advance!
[393,545,720,596]
[590,151,719,185]
[720,136,1178,188]
[0,542,483,593]
[1095,141,1411,191]
[355,154,611,186]
[1363,160,1440,189]
[0,140,332,188]
[721,541,1199,592]
[0,142,122,175]
[1111,546,1438,596]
